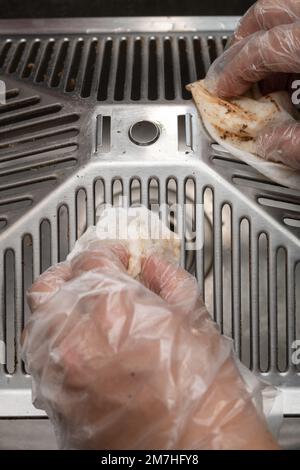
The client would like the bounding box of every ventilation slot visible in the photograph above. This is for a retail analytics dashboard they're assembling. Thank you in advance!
[22,40,41,78]
[167,177,186,265]
[213,156,248,169]
[0,180,56,201]
[35,40,55,83]
[131,38,142,100]
[76,189,87,239]
[148,177,160,212]
[258,233,269,372]
[192,37,206,79]
[0,96,40,116]
[185,178,197,274]
[240,218,251,368]
[94,179,106,223]
[204,187,213,312]
[66,39,84,92]
[207,37,218,64]
[22,235,33,333]
[177,114,193,153]
[81,40,98,98]
[96,115,111,153]
[277,247,288,372]
[178,38,191,99]
[0,113,79,143]
[50,40,69,87]
[233,175,283,191]
[164,37,175,100]
[4,249,15,375]
[0,103,62,127]
[166,177,178,232]
[40,219,51,273]
[0,41,12,69]
[284,218,300,228]
[97,39,113,101]
[8,40,26,74]
[194,188,204,296]
[112,179,123,207]
[0,127,79,152]
[222,204,232,337]
[2,158,57,178]
[0,198,32,214]
[258,197,300,213]
[148,38,158,100]
[212,199,223,327]
[114,39,127,101]
[22,234,33,374]
[58,204,69,261]
[295,263,300,372]
[222,36,229,50]
[130,178,141,207]
[0,157,77,180]
[5,89,19,101]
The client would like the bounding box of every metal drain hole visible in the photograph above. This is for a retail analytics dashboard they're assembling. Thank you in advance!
[129,120,160,146]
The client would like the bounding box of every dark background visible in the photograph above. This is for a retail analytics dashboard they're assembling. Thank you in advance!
[0,0,255,18]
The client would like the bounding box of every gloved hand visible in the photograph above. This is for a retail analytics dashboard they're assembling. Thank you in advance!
[21,241,278,450]
[204,0,300,169]
[232,0,300,45]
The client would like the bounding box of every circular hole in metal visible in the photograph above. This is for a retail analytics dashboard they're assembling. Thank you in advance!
[129,120,160,146]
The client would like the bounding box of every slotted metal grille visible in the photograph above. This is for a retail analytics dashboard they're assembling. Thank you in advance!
[0,17,299,418]
[0,34,228,102]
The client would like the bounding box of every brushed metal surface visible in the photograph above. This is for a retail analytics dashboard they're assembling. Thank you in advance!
[0,18,299,428]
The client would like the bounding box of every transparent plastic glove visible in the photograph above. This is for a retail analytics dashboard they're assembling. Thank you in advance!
[228,0,300,96]
[202,1,300,171]
[22,242,278,450]
[204,23,300,99]
[232,0,300,44]
[256,119,300,169]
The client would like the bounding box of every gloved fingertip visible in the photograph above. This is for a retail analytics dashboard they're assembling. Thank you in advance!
[254,134,266,159]
[202,75,238,100]
[27,263,72,313]
[202,77,218,95]
[108,242,130,269]
[70,241,129,278]
[141,253,200,313]
[255,121,300,170]
[141,253,177,292]
[254,124,279,160]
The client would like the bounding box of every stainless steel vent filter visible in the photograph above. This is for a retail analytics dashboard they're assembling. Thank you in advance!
[0,18,299,420]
